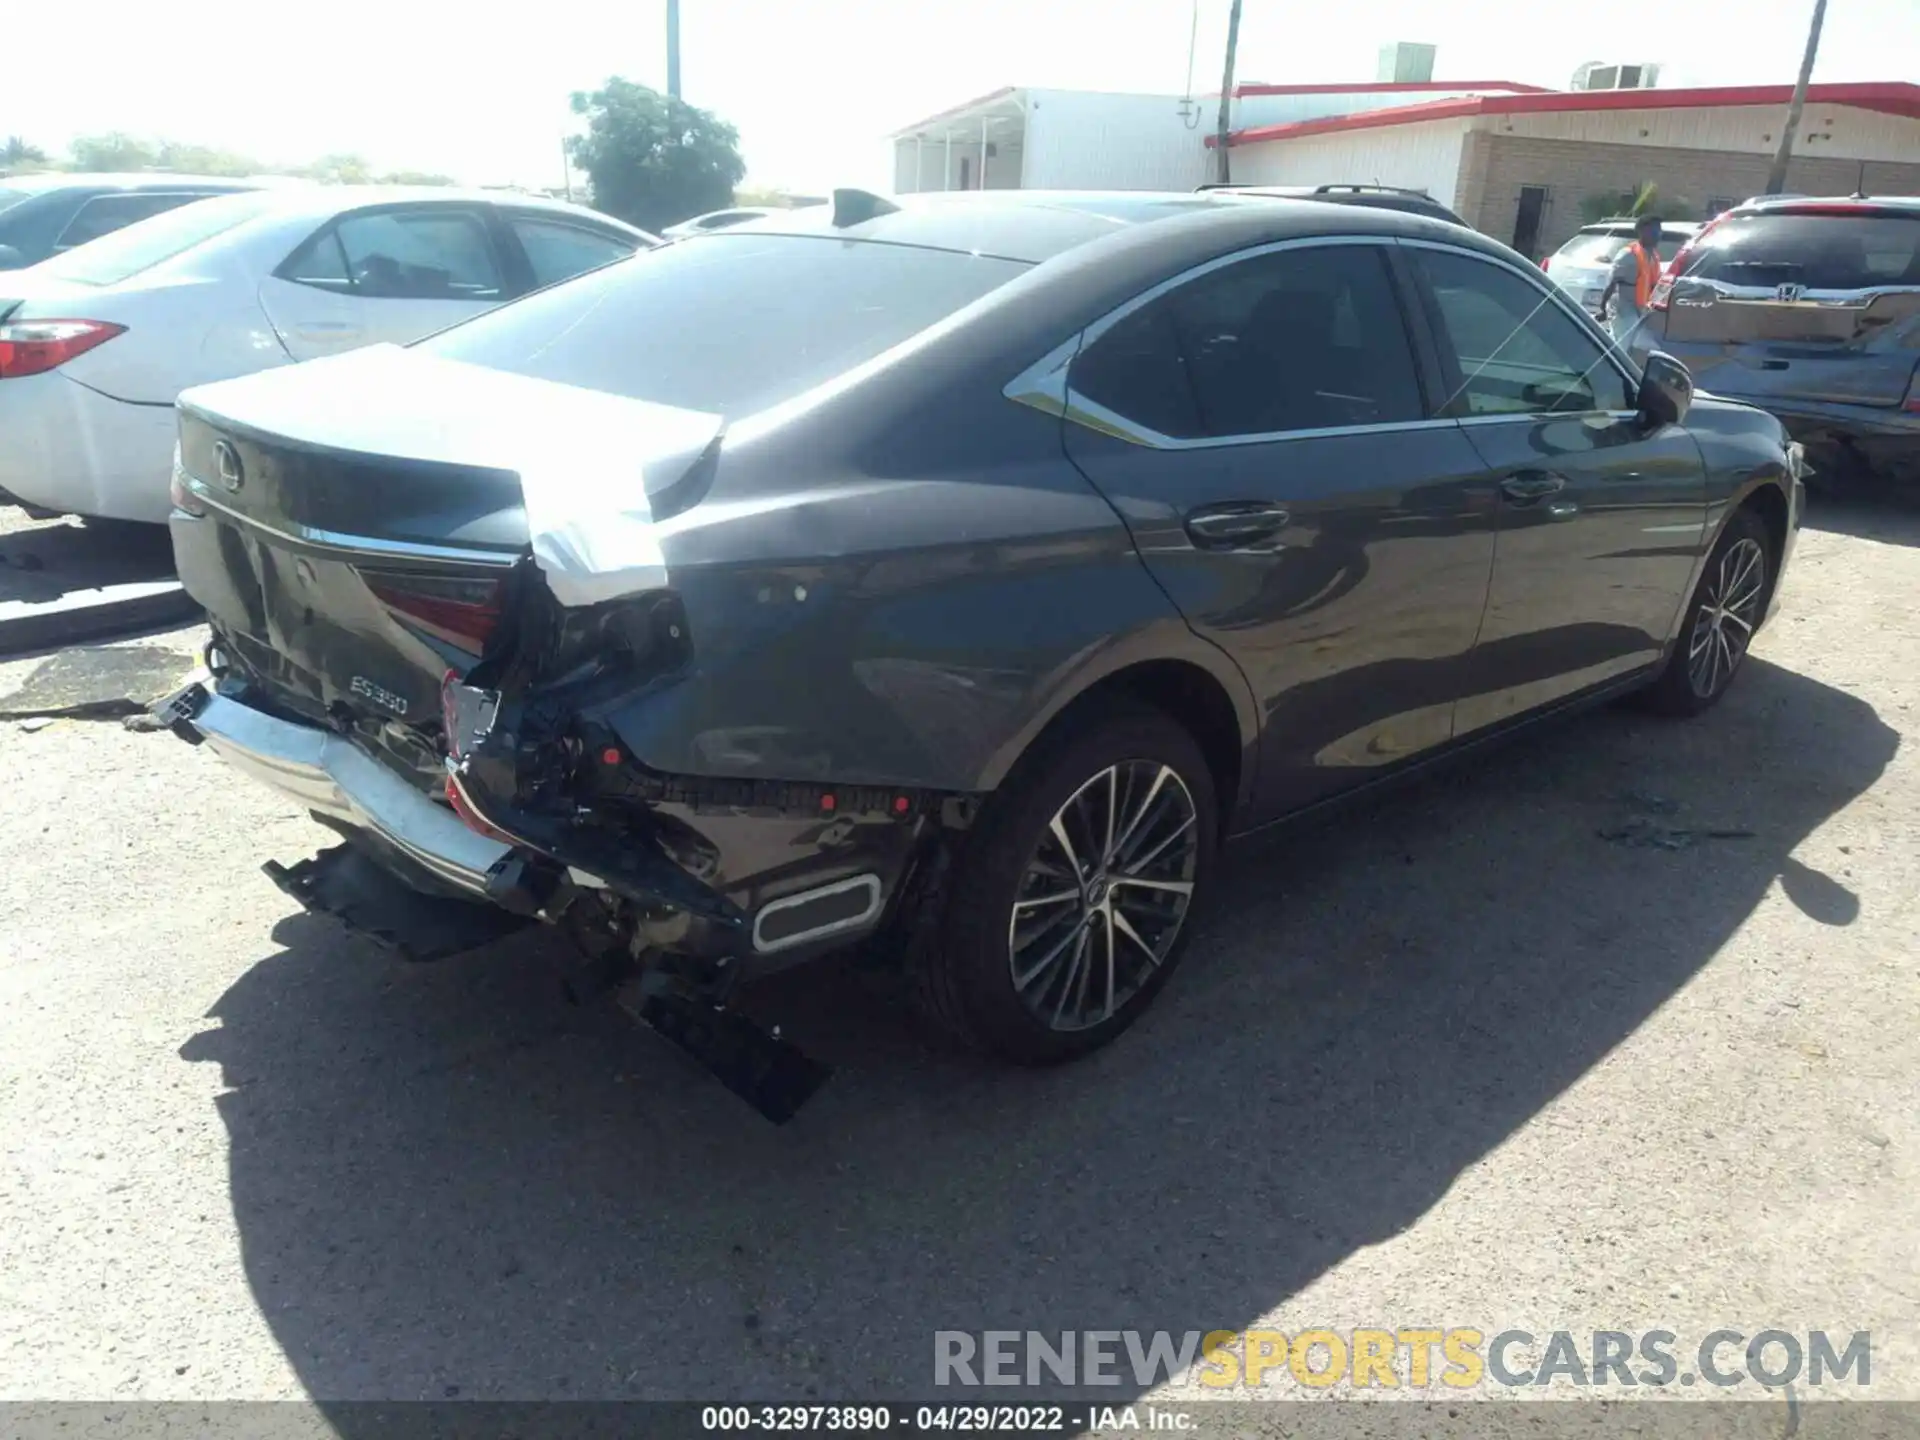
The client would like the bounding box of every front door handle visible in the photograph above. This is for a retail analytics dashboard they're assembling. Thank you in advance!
[1184,502,1292,550]
[1499,470,1569,504]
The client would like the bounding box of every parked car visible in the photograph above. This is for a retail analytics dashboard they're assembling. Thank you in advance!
[1200,182,1468,228]
[0,172,270,271]
[661,206,788,239]
[156,189,1802,1112]
[0,187,656,523]
[1644,195,1920,491]
[1541,218,1702,316]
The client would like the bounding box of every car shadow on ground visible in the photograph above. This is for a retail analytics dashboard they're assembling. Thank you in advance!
[0,515,175,602]
[179,655,1896,1406]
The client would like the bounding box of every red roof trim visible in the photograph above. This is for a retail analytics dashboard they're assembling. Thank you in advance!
[1231,79,1551,97]
[1212,80,1920,147]
[892,85,1021,138]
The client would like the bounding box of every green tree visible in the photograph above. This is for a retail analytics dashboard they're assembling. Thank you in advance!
[377,170,457,186]
[1579,182,1700,227]
[68,132,156,172]
[154,142,262,177]
[1,136,48,171]
[300,153,374,184]
[566,77,745,231]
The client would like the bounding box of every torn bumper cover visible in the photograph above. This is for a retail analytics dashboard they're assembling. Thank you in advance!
[159,679,912,968]
[159,681,747,927]
[159,681,510,898]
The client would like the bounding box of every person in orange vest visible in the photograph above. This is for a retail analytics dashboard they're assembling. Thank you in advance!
[1598,214,1664,350]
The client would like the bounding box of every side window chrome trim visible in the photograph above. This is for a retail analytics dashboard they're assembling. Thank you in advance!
[1455,409,1640,428]
[1396,235,1643,397]
[1004,235,1442,451]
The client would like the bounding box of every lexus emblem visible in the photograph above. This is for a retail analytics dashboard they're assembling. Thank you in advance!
[1776,282,1807,302]
[213,440,244,493]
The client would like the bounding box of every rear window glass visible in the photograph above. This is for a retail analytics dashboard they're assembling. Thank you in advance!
[0,180,63,217]
[1555,232,1631,265]
[38,192,277,286]
[421,234,1028,416]
[1677,211,1920,291]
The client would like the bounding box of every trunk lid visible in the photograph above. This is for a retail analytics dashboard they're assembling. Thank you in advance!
[174,344,724,776]
[1656,205,1920,408]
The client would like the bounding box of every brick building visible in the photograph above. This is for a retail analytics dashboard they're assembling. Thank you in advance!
[892,78,1920,262]
[1216,81,1920,259]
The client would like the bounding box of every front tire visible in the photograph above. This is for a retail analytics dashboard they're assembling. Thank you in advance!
[914,705,1219,1064]
[1640,506,1771,717]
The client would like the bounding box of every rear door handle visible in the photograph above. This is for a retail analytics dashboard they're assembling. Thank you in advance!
[1499,470,1569,504]
[294,321,365,343]
[1184,502,1292,550]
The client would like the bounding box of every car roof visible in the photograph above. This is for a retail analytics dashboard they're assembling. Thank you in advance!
[215,184,656,236]
[1732,194,1920,215]
[1576,218,1702,234]
[684,188,1476,265]
[6,172,270,192]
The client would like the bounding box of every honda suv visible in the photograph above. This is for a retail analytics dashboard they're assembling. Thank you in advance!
[1646,196,1920,491]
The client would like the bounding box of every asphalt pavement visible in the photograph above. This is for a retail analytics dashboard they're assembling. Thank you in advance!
[0,501,1915,1414]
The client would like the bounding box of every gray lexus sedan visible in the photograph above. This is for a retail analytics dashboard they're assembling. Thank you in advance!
[156,189,1805,1115]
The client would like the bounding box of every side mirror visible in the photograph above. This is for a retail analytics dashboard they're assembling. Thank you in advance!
[1637,350,1693,428]
[0,244,25,270]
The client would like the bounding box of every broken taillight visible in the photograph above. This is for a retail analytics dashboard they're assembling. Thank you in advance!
[362,570,505,653]
[445,774,520,844]
[1652,213,1730,312]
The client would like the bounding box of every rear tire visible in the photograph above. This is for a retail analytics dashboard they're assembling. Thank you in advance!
[1639,506,1771,717]
[913,705,1219,1064]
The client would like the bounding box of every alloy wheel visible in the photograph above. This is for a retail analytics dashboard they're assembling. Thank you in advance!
[1687,536,1766,699]
[1006,760,1201,1032]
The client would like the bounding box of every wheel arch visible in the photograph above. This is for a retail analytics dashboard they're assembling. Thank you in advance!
[975,638,1260,831]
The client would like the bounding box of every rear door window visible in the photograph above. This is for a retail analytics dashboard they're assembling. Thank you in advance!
[421,234,1027,416]
[1678,210,1920,291]
[286,209,506,301]
[1552,232,1630,266]
[1070,243,1427,439]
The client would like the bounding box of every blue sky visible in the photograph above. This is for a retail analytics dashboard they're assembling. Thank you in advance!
[7,0,1917,192]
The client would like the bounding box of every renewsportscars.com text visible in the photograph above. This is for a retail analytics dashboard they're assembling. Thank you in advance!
[933,1329,1871,1391]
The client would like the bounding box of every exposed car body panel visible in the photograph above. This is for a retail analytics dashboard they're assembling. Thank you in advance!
[1659,287,1920,409]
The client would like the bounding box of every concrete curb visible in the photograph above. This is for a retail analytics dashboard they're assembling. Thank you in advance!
[0,579,200,658]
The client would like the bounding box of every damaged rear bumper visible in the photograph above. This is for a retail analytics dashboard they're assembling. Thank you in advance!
[159,679,938,971]
[162,681,509,898]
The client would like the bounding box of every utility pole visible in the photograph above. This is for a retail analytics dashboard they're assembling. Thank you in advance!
[560,136,574,201]
[1765,0,1826,195]
[667,0,682,99]
[1213,0,1243,185]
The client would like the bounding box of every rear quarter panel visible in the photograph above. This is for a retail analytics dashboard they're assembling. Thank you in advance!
[602,418,1258,799]
[589,276,1262,800]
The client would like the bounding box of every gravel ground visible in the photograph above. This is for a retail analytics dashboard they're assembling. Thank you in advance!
[0,501,1915,1412]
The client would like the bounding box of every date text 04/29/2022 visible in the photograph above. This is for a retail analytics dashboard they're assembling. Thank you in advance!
[698,1405,1191,1433]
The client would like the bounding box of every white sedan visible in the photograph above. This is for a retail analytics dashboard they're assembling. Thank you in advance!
[0,187,655,523]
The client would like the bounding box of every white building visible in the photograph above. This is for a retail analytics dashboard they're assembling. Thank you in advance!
[890,77,1920,259]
